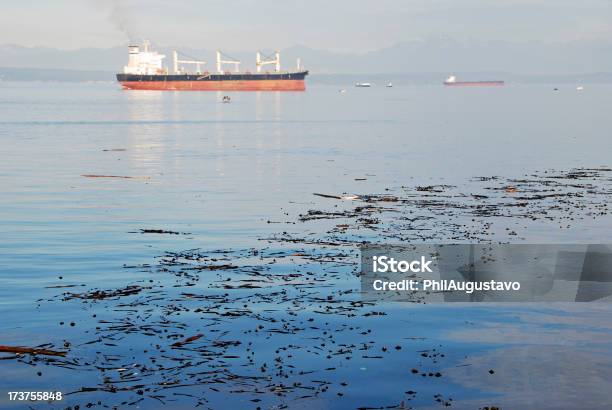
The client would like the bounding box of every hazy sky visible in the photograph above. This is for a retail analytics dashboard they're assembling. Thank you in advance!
[1,0,611,51]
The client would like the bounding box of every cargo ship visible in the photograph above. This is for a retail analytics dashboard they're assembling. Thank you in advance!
[443,75,504,87]
[116,41,308,91]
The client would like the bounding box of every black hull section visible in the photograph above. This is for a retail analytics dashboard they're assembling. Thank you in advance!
[116,71,309,82]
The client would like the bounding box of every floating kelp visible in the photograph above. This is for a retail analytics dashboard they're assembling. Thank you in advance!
[5,167,611,409]
[0,345,67,357]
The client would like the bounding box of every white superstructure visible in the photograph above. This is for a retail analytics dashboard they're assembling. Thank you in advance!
[123,41,166,75]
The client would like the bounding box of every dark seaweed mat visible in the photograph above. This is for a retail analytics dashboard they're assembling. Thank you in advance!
[7,167,612,409]
[284,167,612,244]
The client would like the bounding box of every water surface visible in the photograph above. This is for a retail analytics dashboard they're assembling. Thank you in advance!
[1,81,611,409]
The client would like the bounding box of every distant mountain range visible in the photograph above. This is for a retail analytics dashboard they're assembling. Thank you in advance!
[1,39,612,82]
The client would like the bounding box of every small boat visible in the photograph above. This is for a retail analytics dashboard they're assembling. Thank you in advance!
[222,95,231,103]
[355,82,371,88]
[386,82,393,88]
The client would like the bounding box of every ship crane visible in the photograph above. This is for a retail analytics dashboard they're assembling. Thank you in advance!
[216,51,241,73]
[256,51,280,72]
[173,51,207,74]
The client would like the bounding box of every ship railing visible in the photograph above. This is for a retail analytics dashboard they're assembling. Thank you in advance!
[169,69,305,75]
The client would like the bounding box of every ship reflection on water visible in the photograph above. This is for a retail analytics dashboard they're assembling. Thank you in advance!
[123,90,168,173]
[121,88,289,195]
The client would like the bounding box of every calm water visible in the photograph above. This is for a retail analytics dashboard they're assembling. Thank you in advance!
[1,80,612,409]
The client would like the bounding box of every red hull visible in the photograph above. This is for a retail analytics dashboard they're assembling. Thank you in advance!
[119,79,306,91]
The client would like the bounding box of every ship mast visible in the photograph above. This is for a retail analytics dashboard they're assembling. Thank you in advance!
[216,51,241,73]
[172,50,207,74]
[256,51,281,72]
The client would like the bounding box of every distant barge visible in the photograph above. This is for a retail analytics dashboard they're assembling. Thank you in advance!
[117,41,308,91]
[444,75,504,87]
